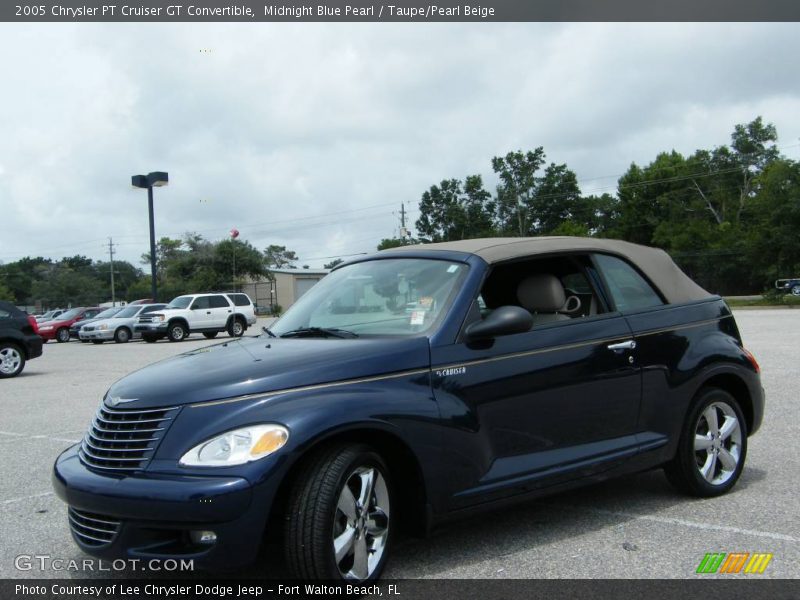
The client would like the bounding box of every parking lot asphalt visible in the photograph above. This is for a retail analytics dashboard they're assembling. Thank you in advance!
[0,310,797,580]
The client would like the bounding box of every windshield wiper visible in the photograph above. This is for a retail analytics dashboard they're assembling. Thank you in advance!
[262,326,277,338]
[280,327,358,339]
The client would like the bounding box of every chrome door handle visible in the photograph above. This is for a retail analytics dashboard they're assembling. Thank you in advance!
[607,340,636,352]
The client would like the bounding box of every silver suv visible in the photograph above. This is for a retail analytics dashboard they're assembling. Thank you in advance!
[134,293,257,343]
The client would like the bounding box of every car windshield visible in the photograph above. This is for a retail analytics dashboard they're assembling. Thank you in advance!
[271,258,468,337]
[114,306,141,318]
[93,307,122,319]
[166,296,192,309]
[59,308,82,320]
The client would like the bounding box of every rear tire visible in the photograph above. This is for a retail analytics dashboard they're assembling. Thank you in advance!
[0,343,25,378]
[665,387,747,497]
[167,323,187,342]
[227,318,245,338]
[284,444,392,581]
[91,340,104,345]
[114,328,131,344]
[56,328,70,343]
[792,285,800,296]
[143,335,158,344]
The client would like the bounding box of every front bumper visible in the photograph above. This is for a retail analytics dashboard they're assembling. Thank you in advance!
[52,445,270,569]
[80,329,115,341]
[134,323,168,334]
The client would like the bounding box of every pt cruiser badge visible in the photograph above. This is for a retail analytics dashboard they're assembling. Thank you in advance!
[53,237,764,581]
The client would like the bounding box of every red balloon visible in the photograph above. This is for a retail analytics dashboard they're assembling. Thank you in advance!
[230,228,239,239]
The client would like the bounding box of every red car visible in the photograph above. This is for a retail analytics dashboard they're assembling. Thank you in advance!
[37,307,103,343]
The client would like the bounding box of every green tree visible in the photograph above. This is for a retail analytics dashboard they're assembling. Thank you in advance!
[0,280,13,302]
[264,245,298,269]
[415,175,495,242]
[492,148,546,236]
[324,258,344,269]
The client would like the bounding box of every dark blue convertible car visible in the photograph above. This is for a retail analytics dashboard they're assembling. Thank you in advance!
[53,237,764,581]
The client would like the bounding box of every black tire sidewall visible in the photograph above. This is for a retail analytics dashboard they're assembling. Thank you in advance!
[288,445,394,581]
[115,328,130,343]
[56,328,70,343]
[675,388,748,497]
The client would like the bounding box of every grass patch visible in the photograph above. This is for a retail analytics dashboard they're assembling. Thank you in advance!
[726,293,800,307]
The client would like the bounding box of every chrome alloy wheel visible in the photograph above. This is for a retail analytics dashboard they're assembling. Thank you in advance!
[694,401,742,485]
[0,346,22,375]
[333,466,390,581]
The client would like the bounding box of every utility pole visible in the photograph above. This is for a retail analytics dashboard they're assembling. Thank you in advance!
[107,237,117,306]
[399,203,408,240]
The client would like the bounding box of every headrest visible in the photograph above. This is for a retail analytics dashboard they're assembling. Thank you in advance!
[516,274,566,313]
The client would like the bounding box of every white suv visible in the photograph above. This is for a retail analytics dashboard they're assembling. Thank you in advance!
[134,292,257,343]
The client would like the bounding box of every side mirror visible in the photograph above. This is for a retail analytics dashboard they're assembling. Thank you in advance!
[464,305,533,341]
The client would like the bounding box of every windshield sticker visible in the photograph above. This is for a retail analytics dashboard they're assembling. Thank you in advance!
[447,264,459,273]
[418,296,434,309]
[410,310,426,325]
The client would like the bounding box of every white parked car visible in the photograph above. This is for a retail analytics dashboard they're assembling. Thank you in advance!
[133,292,257,343]
[79,303,167,344]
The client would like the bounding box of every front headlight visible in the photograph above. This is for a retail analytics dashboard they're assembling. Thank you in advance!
[98,324,108,330]
[40,326,53,331]
[179,424,289,467]
[153,314,165,322]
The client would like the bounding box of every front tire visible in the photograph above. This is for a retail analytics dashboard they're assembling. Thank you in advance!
[665,388,747,497]
[203,332,218,339]
[285,444,392,581]
[114,328,131,344]
[228,318,245,338]
[0,343,25,378]
[167,323,187,342]
[792,284,800,296]
[142,334,158,344]
[56,328,70,343]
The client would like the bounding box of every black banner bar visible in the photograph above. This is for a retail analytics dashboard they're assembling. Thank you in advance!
[3,579,799,600]
[3,0,800,23]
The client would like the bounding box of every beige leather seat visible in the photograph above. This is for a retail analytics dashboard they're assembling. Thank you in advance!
[516,274,570,325]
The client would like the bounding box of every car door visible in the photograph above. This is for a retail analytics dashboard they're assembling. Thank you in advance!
[207,295,233,328]
[430,254,643,510]
[189,296,212,328]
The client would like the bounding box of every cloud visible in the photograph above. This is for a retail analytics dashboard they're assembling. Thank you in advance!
[1,23,799,267]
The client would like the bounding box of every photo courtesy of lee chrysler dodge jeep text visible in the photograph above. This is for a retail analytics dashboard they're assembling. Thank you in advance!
[53,237,764,581]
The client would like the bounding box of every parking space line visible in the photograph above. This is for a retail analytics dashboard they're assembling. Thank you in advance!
[551,504,799,543]
[0,430,82,445]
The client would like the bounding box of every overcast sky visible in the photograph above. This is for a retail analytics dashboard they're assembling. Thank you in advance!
[1,23,799,269]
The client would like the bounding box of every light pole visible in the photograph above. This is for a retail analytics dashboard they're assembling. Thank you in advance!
[131,171,168,302]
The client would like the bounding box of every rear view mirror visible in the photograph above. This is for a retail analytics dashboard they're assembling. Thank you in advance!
[464,305,533,341]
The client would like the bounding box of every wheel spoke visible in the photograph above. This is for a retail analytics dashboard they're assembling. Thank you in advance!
[366,508,389,537]
[333,525,355,563]
[703,406,719,435]
[700,452,717,482]
[357,468,375,508]
[718,447,738,471]
[694,434,713,451]
[337,486,357,521]
[719,416,739,441]
[352,536,369,580]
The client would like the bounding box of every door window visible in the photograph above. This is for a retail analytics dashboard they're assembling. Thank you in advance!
[594,254,663,311]
[208,295,230,309]
[191,297,211,310]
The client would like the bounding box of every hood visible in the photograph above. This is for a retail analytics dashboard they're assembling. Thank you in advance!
[105,335,431,409]
[93,316,137,328]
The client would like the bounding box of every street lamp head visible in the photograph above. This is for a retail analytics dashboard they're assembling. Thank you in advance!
[131,172,168,188]
[148,171,169,187]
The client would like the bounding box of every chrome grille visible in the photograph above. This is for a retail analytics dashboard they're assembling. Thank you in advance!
[68,508,120,547]
[82,326,95,332]
[79,403,179,472]
[138,315,158,324]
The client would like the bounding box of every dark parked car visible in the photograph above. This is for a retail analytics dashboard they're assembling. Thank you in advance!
[53,237,764,581]
[1,301,43,378]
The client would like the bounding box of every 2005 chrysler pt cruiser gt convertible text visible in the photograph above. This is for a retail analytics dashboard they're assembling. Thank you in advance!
[53,237,764,581]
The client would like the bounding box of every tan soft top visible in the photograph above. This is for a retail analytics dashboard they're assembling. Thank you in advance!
[386,236,713,304]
